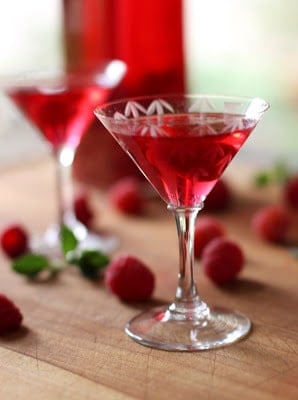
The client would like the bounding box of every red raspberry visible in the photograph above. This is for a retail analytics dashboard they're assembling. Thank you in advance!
[194,216,225,259]
[74,194,94,227]
[0,294,23,334]
[201,237,244,285]
[251,205,290,243]
[104,255,155,301]
[108,177,144,215]
[204,179,231,212]
[0,224,29,259]
[284,176,298,209]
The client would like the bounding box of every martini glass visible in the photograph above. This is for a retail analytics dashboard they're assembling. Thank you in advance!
[5,61,126,256]
[94,94,269,351]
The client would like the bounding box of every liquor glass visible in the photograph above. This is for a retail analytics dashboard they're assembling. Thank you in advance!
[94,94,269,351]
[5,61,126,256]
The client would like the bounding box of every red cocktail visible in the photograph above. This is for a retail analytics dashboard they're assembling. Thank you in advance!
[95,94,269,351]
[6,62,125,255]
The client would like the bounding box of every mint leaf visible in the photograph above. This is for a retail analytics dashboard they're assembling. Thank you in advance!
[254,172,270,187]
[60,225,78,255]
[12,254,49,276]
[10,225,111,282]
[71,250,110,280]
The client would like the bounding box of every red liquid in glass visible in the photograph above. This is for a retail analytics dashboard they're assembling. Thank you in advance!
[9,85,109,149]
[113,113,256,207]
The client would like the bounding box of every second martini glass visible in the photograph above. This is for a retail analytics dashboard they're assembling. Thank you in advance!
[5,61,126,256]
[95,94,269,351]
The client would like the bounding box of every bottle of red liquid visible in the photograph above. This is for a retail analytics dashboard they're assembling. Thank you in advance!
[63,0,185,188]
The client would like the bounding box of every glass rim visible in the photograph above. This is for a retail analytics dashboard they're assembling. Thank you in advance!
[94,93,270,120]
[0,59,126,91]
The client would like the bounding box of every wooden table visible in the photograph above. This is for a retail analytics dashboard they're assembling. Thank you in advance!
[0,158,297,400]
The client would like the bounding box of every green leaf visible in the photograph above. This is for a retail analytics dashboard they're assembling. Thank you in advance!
[254,172,270,187]
[10,225,111,282]
[72,250,110,280]
[12,254,49,276]
[60,225,78,255]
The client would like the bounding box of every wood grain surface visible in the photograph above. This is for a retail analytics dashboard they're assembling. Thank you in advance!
[0,158,297,400]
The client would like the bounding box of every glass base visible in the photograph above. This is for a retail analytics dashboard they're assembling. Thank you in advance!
[125,305,251,351]
[31,225,118,258]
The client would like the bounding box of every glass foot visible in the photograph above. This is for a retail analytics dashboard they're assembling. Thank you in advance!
[31,225,118,257]
[125,305,251,351]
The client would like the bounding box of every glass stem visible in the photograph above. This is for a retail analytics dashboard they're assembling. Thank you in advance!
[168,205,209,319]
[54,145,77,227]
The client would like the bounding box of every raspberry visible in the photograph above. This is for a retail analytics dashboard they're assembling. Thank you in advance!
[104,255,155,301]
[251,205,290,243]
[0,224,29,259]
[194,216,225,258]
[204,179,231,212]
[283,176,298,209]
[74,194,94,227]
[108,177,144,215]
[0,294,23,334]
[201,238,244,285]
